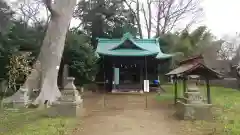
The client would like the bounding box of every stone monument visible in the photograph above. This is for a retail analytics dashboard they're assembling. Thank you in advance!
[47,77,84,117]
[1,86,32,108]
[1,62,41,108]
[175,81,212,120]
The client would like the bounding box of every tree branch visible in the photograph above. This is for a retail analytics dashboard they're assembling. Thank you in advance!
[43,0,57,16]
[147,0,152,38]
[142,4,149,33]
[161,0,175,34]
[122,0,143,38]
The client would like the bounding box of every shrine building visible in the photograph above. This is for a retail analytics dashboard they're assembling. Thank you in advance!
[95,32,173,92]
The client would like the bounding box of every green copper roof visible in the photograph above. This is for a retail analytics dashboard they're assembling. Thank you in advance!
[96,32,173,59]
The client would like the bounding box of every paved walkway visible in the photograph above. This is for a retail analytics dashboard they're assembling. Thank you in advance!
[72,92,182,135]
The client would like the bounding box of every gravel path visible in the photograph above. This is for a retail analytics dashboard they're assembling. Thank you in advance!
[72,92,182,135]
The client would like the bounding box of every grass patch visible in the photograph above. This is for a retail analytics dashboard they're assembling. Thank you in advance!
[155,84,184,101]
[157,84,240,135]
[0,108,77,135]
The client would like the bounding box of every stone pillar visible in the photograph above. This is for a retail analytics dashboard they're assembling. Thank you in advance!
[48,77,84,117]
[176,82,212,120]
[186,86,204,104]
[64,77,76,90]
[62,64,69,88]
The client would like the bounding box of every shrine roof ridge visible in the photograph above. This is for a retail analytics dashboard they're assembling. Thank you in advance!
[97,32,159,42]
[97,37,159,42]
[95,32,173,59]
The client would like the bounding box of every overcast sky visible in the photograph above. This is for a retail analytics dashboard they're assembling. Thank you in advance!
[71,0,240,38]
[8,0,240,38]
[201,0,240,37]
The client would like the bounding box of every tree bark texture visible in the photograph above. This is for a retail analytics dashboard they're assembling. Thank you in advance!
[2,0,79,107]
[28,0,78,105]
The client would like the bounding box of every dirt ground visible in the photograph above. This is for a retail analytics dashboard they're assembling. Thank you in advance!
[72,92,184,135]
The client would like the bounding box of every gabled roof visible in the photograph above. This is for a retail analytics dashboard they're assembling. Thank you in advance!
[166,55,223,79]
[96,32,174,59]
[179,55,204,65]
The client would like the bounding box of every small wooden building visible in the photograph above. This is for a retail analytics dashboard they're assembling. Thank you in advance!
[166,55,222,104]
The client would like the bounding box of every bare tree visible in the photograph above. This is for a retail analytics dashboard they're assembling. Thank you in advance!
[225,34,240,63]
[123,0,143,38]
[218,41,237,60]
[124,0,203,38]
[19,0,41,24]
[142,0,152,38]
[225,34,240,88]
[157,0,203,35]
[12,0,50,26]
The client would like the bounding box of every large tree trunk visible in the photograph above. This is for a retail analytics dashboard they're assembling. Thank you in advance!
[31,0,77,106]
[2,0,78,107]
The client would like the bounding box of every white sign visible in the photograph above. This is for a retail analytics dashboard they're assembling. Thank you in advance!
[144,80,149,92]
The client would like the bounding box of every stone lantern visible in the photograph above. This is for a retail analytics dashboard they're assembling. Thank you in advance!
[184,80,204,104]
[176,79,212,120]
[48,77,84,117]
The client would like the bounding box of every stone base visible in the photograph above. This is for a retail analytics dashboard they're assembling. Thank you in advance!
[47,102,84,117]
[175,101,212,120]
[46,87,84,117]
[1,90,29,109]
[111,89,118,93]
